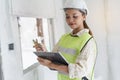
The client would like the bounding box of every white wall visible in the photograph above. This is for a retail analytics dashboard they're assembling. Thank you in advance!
[85,0,109,80]
[52,0,66,43]
[11,0,55,18]
[0,0,23,80]
[85,0,120,80]
[106,0,120,80]
[0,40,4,80]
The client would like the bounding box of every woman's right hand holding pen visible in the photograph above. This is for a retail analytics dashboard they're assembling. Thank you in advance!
[33,39,47,52]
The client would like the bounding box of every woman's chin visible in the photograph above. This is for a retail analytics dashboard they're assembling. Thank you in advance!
[70,26,77,29]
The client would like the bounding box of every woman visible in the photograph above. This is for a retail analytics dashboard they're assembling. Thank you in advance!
[34,0,97,80]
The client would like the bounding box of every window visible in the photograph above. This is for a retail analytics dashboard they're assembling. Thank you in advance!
[18,17,51,70]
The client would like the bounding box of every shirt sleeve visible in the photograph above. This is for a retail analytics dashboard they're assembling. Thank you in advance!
[68,38,97,79]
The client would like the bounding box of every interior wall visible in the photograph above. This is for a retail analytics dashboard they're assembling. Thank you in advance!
[85,0,120,80]
[0,0,3,79]
[11,0,55,18]
[0,42,4,80]
[0,0,24,80]
[106,0,120,80]
[80,0,109,79]
[52,0,65,43]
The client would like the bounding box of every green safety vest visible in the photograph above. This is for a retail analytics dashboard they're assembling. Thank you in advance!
[57,32,94,80]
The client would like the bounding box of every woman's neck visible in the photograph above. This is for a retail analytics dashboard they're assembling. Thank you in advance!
[73,27,84,34]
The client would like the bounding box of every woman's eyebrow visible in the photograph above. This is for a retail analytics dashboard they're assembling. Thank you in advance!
[65,13,69,16]
[73,13,78,15]
[65,12,79,16]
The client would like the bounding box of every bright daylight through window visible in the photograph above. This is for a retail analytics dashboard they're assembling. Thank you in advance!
[18,17,50,70]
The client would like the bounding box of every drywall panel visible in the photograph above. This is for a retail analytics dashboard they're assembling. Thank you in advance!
[11,0,55,18]
[106,0,120,80]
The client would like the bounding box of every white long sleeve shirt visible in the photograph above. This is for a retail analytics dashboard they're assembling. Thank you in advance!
[52,29,97,80]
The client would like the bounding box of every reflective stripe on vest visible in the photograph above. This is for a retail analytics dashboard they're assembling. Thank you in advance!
[57,32,93,80]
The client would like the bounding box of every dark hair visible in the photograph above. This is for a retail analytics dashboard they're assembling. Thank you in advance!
[64,8,93,36]
[83,21,93,36]
[80,10,93,36]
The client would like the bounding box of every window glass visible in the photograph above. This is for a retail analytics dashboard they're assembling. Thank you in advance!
[18,17,50,69]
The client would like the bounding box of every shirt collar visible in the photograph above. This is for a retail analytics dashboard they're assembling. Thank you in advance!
[70,29,89,37]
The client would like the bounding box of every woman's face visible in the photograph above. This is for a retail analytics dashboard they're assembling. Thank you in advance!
[65,9,86,30]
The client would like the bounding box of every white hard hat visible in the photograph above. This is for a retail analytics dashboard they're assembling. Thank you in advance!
[63,0,89,15]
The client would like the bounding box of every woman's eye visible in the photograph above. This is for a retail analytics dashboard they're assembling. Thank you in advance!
[73,16,78,19]
[66,16,70,19]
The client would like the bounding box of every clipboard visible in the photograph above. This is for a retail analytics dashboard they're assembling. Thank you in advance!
[34,51,68,65]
